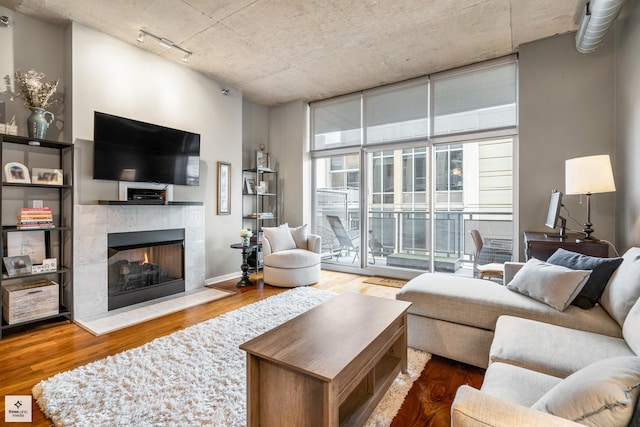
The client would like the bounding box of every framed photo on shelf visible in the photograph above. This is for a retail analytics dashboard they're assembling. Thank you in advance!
[245,177,256,194]
[7,230,47,264]
[4,162,30,183]
[32,168,64,185]
[256,150,270,170]
[3,255,32,276]
[217,161,231,215]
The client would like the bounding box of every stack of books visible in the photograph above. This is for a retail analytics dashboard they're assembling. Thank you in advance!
[17,207,54,229]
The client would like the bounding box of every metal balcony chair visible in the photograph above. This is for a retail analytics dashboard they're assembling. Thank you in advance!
[326,215,360,263]
[469,229,504,282]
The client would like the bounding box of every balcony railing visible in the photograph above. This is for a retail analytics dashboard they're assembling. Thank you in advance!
[318,208,513,271]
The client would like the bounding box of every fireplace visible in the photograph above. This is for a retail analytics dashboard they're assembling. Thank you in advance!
[107,229,185,311]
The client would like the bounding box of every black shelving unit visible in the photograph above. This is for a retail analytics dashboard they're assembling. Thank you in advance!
[0,134,73,339]
[242,151,279,272]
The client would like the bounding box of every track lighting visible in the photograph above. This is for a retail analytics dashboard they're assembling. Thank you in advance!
[136,29,192,64]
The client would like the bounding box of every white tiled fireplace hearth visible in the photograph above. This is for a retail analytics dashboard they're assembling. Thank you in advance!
[73,204,205,321]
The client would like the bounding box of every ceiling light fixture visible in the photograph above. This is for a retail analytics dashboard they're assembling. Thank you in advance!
[136,29,192,64]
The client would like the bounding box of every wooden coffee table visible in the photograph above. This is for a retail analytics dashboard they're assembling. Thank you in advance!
[240,293,411,427]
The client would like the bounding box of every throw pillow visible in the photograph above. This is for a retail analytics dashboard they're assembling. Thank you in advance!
[531,356,640,427]
[262,223,296,253]
[506,258,591,311]
[600,247,640,328]
[547,248,623,309]
[289,224,308,249]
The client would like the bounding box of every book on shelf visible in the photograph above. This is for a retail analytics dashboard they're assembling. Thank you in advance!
[247,212,274,219]
[17,207,54,229]
[17,224,55,230]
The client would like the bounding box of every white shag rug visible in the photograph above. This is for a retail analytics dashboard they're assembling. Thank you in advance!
[33,287,430,427]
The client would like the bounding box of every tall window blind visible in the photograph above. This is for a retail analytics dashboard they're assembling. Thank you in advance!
[311,94,361,150]
[432,60,517,136]
[363,80,429,144]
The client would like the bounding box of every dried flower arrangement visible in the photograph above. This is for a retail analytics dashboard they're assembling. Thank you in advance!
[14,69,59,109]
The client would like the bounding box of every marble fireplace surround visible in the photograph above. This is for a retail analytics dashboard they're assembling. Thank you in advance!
[73,204,206,321]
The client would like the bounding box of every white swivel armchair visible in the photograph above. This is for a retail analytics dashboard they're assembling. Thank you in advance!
[261,224,322,288]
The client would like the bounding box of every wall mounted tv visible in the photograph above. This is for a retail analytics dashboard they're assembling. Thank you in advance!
[93,111,200,186]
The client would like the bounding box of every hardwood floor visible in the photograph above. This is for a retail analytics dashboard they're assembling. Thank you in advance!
[0,271,481,426]
[0,271,397,426]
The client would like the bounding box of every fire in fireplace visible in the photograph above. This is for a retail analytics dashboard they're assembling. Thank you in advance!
[108,229,185,311]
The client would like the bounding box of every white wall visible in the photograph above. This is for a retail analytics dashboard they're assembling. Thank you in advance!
[269,100,308,227]
[69,22,243,281]
[518,32,616,257]
[242,98,269,165]
[615,1,640,251]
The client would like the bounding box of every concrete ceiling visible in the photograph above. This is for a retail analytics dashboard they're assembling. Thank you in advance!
[1,0,580,106]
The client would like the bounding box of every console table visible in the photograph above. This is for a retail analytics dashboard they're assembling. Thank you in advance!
[523,231,609,261]
[240,293,411,427]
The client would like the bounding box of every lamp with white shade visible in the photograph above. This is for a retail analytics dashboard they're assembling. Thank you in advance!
[565,154,616,241]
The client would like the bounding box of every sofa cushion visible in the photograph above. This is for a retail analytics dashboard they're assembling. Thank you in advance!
[262,223,297,253]
[396,273,622,338]
[531,356,640,427]
[491,316,634,378]
[289,224,308,249]
[600,247,640,327]
[263,248,320,269]
[547,248,623,309]
[481,362,562,407]
[506,258,591,311]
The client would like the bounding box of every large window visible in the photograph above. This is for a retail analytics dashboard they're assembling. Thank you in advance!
[311,56,517,274]
[371,151,394,205]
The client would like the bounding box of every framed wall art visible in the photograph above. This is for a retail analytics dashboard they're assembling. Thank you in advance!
[7,230,47,264]
[4,162,30,183]
[217,161,231,215]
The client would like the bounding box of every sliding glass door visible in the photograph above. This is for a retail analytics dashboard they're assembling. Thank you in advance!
[311,57,517,275]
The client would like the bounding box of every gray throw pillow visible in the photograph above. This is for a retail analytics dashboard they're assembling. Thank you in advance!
[506,258,591,311]
[532,356,640,427]
[547,248,623,309]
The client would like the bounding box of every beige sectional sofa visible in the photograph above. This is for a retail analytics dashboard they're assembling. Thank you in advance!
[396,247,640,426]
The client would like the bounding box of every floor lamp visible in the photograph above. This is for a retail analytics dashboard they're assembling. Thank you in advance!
[565,154,616,241]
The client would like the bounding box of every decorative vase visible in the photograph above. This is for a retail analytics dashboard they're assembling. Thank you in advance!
[27,107,54,139]
[242,237,250,246]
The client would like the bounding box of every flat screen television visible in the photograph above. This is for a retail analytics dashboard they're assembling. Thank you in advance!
[93,111,200,186]
[544,190,566,238]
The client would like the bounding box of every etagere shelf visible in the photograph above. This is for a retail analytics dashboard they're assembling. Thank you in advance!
[242,151,278,272]
[0,134,73,339]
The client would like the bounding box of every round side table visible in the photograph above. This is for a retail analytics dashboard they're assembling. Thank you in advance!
[230,243,258,287]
